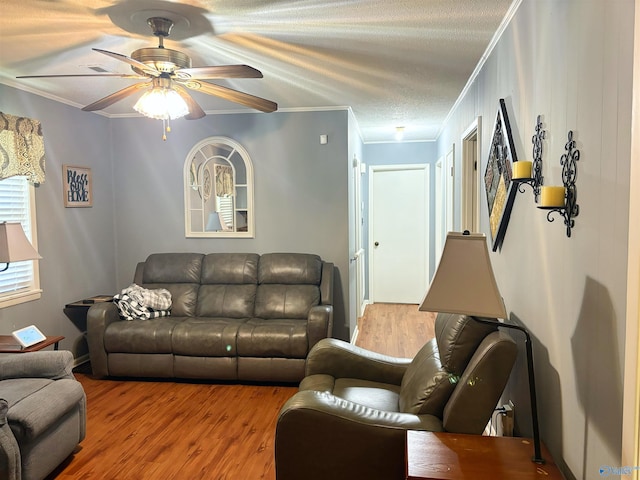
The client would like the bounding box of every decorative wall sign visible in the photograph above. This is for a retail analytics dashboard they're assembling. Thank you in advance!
[62,165,92,207]
[484,99,518,251]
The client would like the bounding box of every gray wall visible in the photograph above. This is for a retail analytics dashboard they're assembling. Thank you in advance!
[436,1,633,477]
[0,86,352,346]
[0,84,117,357]
[110,109,351,341]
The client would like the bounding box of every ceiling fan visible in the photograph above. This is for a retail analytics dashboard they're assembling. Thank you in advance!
[17,17,278,120]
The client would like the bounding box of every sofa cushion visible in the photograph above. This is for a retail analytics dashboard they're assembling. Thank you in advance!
[333,378,401,411]
[201,253,259,284]
[258,253,322,285]
[142,253,204,283]
[434,313,497,375]
[196,284,256,318]
[255,285,320,319]
[104,317,183,353]
[142,283,199,317]
[399,314,497,417]
[237,318,308,358]
[398,339,458,416]
[172,318,246,356]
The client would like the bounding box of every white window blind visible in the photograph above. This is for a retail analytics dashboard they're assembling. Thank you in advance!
[217,195,234,230]
[0,176,38,300]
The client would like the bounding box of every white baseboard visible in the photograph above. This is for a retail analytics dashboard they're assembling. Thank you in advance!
[350,325,359,345]
[73,354,90,368]
[360,300,370,317]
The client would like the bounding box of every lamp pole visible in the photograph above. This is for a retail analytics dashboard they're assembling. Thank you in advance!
[471,316,545,464]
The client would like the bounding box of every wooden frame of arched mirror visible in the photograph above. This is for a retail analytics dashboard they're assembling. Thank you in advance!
[184,136,254,238]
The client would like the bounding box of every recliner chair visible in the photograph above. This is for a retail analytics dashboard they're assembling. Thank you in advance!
[275,312,517,480]
[0,350,86,480]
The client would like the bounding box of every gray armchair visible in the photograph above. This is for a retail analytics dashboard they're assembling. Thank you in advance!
[275,313,517,480]
[0,351,86,480]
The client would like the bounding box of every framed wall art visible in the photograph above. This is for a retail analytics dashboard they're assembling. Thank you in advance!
[484,99,518,251]
[62,165,92,207]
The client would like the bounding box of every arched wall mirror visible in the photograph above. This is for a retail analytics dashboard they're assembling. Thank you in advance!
[184,136,254,238]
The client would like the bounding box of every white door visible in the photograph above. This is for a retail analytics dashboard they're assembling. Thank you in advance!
[369,164,429,304]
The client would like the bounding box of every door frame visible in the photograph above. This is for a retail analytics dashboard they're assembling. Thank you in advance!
[367,163,429,304]
[461,117,482,233]
[622,2,640,472]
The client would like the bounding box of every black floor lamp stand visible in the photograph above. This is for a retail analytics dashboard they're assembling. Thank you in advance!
[471,315,545,464]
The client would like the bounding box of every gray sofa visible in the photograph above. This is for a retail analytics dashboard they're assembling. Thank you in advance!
[0,351,86,480]
[87,252,334,382]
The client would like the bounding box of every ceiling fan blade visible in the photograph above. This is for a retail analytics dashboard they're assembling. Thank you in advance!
[17,73,146,79]
[176,65,263,80]
[182,80,277,113]
[173,86,206,120]
[82,82,151,112]
[92,48,160,77]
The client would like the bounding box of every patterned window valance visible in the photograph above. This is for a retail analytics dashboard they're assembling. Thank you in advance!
[0,112,46,185]
[215,165,233,196]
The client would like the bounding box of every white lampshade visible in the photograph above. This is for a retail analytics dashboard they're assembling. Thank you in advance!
[206,212,223,232]
[0,222,41,264]
[133,78,189,120]
[420,231,507,319]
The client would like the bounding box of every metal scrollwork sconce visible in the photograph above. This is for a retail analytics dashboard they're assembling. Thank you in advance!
[537,130,580,237]
[513,115,545,200]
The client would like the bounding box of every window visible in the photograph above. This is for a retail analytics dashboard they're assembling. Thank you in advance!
[184,137,254,238]
[0,176,41,308]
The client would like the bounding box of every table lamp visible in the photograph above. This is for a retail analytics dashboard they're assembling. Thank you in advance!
[0,222,41,272]
[420,231,544,464]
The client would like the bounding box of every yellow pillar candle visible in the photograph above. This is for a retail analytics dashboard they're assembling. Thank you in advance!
[512,161,533,179]
[540,186,566,207]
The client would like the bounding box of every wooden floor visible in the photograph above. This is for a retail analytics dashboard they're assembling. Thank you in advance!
[355,303,436,358]
[49,304,435,480]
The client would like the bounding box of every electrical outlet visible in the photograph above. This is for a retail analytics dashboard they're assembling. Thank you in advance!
[501,402,515,437]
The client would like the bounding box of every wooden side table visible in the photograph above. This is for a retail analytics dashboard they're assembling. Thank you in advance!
[406,430,564,480]
[64,295,113,331]
[0,335,65,353]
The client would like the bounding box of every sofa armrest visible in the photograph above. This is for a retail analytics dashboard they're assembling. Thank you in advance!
[0,351,74,380]
[319,262,334,305]
[305,338,411,385]
[87,302,121,378]
[0,398,19,480]
[307,305,333,349]
[275,390,442,480]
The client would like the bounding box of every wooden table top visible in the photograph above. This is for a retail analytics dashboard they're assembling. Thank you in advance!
[0,335,65,353]
[406,431,564,480]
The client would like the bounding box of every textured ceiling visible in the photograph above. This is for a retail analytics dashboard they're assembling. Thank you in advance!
[0,0,514,143]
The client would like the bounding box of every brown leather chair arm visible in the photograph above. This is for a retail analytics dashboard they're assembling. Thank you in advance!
[306,305,333,349]
[276,390,443,480]
[86,302,121,378]
[305,338,411,385]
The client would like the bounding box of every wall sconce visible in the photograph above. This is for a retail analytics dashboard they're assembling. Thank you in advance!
[513,115,545,202]
[537,130,580,237]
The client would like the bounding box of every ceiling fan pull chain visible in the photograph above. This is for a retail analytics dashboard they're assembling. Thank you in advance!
[162,118,167,141]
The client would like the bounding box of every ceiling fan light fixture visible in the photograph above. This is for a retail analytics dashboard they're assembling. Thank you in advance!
[134,79,189,120]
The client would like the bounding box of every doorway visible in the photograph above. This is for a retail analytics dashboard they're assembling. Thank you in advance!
[462,117,482,233]
[369,164,429,304]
